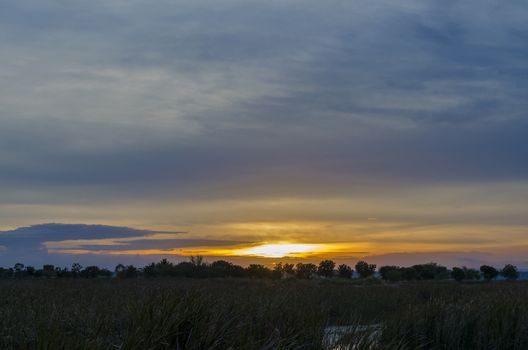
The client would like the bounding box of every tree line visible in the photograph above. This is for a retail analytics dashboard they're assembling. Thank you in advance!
[0,258,521,281]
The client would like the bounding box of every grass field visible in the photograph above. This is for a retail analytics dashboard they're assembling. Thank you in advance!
[1,278,528,349]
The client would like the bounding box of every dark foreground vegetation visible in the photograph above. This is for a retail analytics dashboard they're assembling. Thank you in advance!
[2,278,528,349]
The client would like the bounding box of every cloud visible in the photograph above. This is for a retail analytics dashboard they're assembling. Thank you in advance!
[0,224,249,266]
[0,0,527,265]
[1,0,527,194]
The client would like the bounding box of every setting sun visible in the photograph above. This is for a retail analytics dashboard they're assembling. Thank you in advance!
[235,243,323,258]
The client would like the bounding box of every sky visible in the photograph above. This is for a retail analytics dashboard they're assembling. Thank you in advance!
[1,0,528,268]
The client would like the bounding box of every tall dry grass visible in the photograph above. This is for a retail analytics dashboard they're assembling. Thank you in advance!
[1,279,527,349]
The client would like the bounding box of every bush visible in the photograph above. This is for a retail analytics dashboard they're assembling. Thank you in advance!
[317,260,336,278]
[337,264,353,279]
[501,264,519,281]
[451,267,465,282]
[355,261,376,279]
[480,265,499,281]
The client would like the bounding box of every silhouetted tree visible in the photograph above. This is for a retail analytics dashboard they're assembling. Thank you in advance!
[71,263,82,278]
[246,264,272,278]
[282,263,295,275]
[154,259,175,277]
[379,266,395,280]
[80,266,102,278]
[272,262,296,279]
[55,267,70,278]
[401,267,418,281]
[2,259,522,282]
[173,261,195,277]
[500,264,519,281]
[25,266,35,277]
[211,260,233,277]
[411,263,449,280]
[317,260,336,278]
[272,262,295,279]
[0,268,9,278]
[43,265,56,278]
[451,267,465,282]
[337,264,353,279]
[143,262,157,277]
[115,264,126,278]
[272,263,284,279]
[463,267,480,281]
[81,266,98,278]
[209,260,245,278]
[355,261,376,278]
[379,266,403,282]
[480,265,498,281]
[14,263,24,278]
[190,255,205,267]
[114,264,137,278]
[124,265,138,278]
[295,263,317,279]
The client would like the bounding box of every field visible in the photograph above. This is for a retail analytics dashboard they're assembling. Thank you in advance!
[1,278,528,349]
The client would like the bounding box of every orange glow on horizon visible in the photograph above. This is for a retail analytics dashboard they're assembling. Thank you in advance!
[48,242,340,258]
[46,230,507,260]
